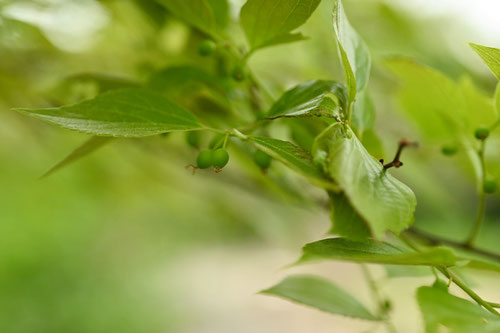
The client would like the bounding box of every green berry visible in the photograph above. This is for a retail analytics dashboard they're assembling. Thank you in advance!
[198,39,216,56]
[474,126,490,140]
[186,131,201,148]
[196,150,213,169]
[483,179,497,194]
[213,148,229,168]
[253,150,272,169]
[432,278,448,292]
[441,144,458,156]
[231,64,247,82]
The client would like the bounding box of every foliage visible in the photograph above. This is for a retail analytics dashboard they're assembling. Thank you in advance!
[6,0,500,331]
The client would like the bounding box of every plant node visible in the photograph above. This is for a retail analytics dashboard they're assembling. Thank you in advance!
[382,139,418,169]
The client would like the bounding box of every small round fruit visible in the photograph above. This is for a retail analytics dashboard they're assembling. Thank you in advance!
[196,150,214,169]
[474,126,490,140]
[254,150,272,169]
[213,148,229,168]
[483,179,497,194]
[231,64,247,82]
[198,39,216,56]
[441,144,458,156]
[186,131,201,148]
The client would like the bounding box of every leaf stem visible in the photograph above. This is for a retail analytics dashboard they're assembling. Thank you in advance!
[222,131,230,149]
[436,267,499,315]
[465,140,487,246]
[398,233,499,315]
[360,265,396,333]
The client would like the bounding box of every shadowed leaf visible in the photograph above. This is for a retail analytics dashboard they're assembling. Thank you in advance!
[261,275,379,320]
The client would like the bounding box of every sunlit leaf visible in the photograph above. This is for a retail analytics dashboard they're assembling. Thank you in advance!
[469,43,500,80]
[352,90,375,132]
[240,0,321,50]
[16,88,203,137]
[385,57,463,140]
[299,238,457,266]
[458,76,497,128]
[385,58,496,141]
[267,80,347,119]
[333,0,371,106]
[417,286,500,333]
[313,123,416,238]
[261,275,379,320]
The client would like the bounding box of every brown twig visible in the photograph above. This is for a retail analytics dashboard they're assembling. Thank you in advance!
[381,139,418,169]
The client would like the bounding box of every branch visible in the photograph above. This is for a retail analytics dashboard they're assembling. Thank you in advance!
[406,227,500,262]
[398,233,499,315]
[380,139,418,169]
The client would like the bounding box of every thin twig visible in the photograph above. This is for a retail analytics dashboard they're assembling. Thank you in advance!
[398,233,499,315]
[406,228,500,262]
[381,139,418,169]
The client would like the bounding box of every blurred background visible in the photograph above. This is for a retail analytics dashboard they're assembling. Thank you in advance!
[1,0,500,332]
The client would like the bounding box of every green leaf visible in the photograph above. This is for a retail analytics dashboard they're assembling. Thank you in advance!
[464,259,500,274]
[257,32,309,49]
[252,136,333,189]
[312,123,416,238]
[132,0,168,27]
[417,286,500,333]
[333,0,371,106]
[328,191,371,239]
[360,129,383,159]
[299,238,457,266]
[469,43,500,80]
[240,0,321,51]
[458,76,498,129]
[40,136,113,179]
[206,0,229,29]
[261,275,379,320]
[496,83,500,114]
[384,265,432,278]
[352,90,375,132]
[266,80,347,119]
[156,0,218,38]
[384,58,461,141]
[384,58,497,141]
[16,89,203,137]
